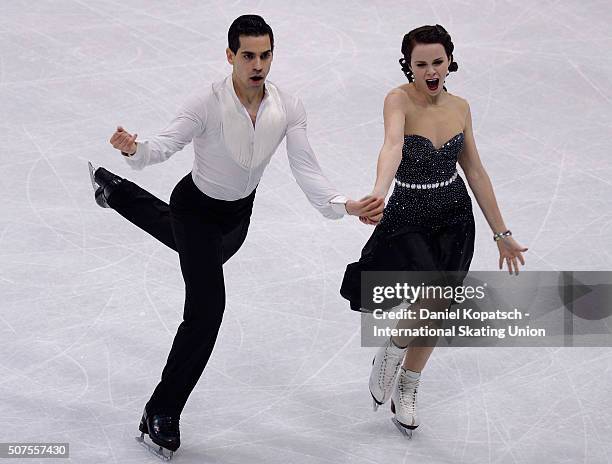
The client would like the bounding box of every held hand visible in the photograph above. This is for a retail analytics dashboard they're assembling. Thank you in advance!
[109,126,138,155]
[346,195,385,218]
[359,212,383,225]
[497,237,528,275]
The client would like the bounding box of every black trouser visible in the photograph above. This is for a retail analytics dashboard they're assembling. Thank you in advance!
[106,172,255,416]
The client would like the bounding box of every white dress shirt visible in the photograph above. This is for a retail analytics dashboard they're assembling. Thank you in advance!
[123,75,347,219]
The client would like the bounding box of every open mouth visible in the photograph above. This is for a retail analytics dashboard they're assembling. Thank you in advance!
[426,78,439,91]
[250,76,264,83]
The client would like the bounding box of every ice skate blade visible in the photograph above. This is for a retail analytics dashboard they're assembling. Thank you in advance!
[370,393,382,412]
[391,417,414,439]
[87,161,109,208]
[370,357,381,412]
[87,162,97,189]
[135,433,174,461]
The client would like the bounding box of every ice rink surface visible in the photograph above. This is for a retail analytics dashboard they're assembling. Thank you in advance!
[2,0,612,462]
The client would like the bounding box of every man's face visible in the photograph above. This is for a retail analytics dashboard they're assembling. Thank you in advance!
[227,34,273,90]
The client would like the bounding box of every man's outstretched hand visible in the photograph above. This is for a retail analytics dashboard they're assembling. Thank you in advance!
[346,195,385,225]
[110,126,138,155]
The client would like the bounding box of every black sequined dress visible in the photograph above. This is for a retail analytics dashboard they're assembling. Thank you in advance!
[340,132,475,312]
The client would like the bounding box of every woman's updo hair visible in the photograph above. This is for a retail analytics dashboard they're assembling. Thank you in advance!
[399,24,459,88]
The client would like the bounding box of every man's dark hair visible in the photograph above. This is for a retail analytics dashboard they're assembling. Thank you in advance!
[228,15,274,54]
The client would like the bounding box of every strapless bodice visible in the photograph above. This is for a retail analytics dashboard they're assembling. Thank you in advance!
[378,131,473,234]
[395,132,464,185]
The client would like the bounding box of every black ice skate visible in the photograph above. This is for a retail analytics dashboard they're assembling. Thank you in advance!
[87,161,123,208]
[135,408,180,461]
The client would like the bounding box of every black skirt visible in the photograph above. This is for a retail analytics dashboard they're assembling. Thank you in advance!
[340,219,475,312]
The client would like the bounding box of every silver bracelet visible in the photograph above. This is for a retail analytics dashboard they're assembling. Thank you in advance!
[493,230,512,242]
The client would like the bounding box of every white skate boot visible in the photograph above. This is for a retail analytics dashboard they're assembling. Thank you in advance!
[390,367,420,438]
[369,338,407,411]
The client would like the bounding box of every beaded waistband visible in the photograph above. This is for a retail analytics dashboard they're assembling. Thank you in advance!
[394,170,458,189]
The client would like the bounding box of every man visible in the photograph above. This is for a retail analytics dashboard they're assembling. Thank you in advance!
[89,15,383,460]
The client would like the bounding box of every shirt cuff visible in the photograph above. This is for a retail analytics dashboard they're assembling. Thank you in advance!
[121,142,141,159]
[329,195,348,216]
[121,141,147,170]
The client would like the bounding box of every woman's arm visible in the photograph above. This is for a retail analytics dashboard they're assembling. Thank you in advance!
[371,89,408,198]
[458,101,528,274]
[458,102,508,233]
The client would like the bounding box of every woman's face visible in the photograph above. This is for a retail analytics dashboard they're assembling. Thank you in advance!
[409,43,450,95]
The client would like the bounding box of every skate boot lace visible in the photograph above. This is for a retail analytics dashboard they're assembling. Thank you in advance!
[378,346,403,392]
[398,377,419,414]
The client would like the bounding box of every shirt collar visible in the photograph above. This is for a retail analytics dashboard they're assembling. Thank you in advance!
[226,74,269,108]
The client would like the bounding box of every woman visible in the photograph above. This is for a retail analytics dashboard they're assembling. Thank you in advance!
[340,25,528,436]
